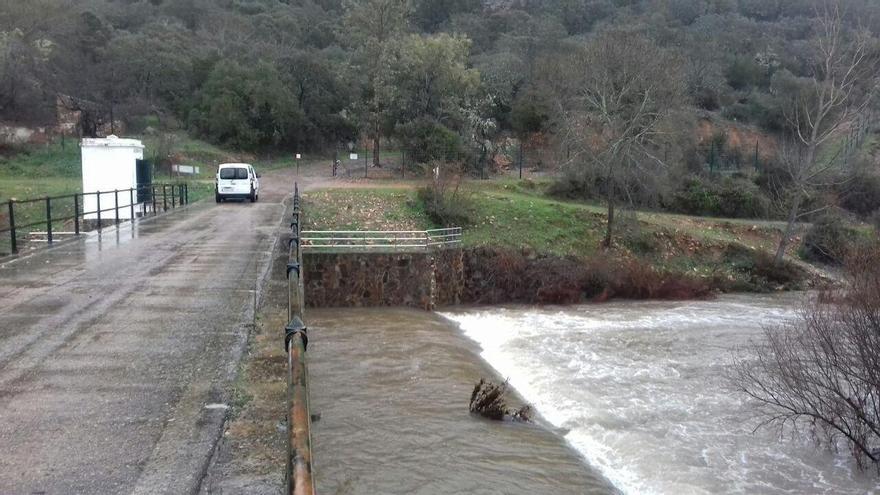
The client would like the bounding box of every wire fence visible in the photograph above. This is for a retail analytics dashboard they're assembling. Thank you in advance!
[328,139,559,180]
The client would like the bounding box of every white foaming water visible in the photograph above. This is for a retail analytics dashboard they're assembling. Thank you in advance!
[441,294,880,495]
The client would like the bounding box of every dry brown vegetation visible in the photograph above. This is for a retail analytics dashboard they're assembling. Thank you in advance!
[736,243,880,470]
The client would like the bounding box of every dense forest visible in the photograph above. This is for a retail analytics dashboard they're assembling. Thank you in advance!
[2,0,880,244]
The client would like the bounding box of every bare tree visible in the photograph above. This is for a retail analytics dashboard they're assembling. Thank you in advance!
[735,244,880,469]
[773,1,879,266]
[561,31,685,248]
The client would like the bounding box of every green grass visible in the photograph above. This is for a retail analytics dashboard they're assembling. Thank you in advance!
[462,188,604,256]
[304,188,430,231]
[301,182,820,291]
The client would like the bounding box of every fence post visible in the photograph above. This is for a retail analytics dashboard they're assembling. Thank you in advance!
[74,194,80,235]
[96,191,102,229]
[114,190,120,225]
[163,185,168,211]
[184,183,189,205]
[130,188,135,221]
[7,200,16,254]
[46,197,53,244]
[171,185,176,208]
[519,141,524,179]
[401,150,405,179]
[754,139,760,172]
[151,185,157,214]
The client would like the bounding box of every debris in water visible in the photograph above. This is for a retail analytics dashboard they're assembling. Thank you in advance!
[469,379,532,422]
[205,403,230,410]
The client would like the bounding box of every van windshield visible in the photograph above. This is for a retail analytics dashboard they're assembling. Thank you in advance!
[220,167,249,180]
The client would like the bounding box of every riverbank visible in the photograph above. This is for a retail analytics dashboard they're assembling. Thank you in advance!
[303,182,820,304]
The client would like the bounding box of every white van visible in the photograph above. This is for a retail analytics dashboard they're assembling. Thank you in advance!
[216,163,260,203]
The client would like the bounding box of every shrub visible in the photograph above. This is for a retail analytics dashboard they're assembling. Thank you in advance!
[839,174,880,217]
[735,244,880,470]
[716,178,771,218]
[417,162,473,227]
[672,177,720,216]
[723,244,806,290]
[801,214,853,265]
[671,176,771,219]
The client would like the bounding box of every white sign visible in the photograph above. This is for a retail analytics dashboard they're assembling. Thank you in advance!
[349,153,358,160]
[295,154,301,160]
[172,164,200,175]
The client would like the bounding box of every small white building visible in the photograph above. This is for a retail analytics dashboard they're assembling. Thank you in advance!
[81,136,145,220]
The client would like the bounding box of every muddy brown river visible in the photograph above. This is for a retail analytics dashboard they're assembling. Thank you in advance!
[308,307,616,494]
[310,294,880,494]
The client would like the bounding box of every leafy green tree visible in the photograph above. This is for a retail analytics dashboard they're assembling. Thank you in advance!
[190,61,305,150]
[343,0,411,165]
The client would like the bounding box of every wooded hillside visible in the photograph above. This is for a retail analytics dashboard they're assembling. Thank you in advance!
[2,0,878,152]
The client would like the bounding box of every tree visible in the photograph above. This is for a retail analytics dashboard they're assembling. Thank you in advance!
[390,33,481,165]
[343,0,411,166]
[735,244,880,469]
[561,31,685,248]
[772,1,879,266]
[190,61,305,150]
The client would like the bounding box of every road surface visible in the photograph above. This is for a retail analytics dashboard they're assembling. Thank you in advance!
[0,168,304,494]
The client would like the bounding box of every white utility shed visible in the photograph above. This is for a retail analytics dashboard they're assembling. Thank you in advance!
[81,136,145,220]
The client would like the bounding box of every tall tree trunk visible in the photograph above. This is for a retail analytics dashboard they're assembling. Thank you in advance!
[373,121,381,168]
[775,192,802,266]
[604,185,615,249]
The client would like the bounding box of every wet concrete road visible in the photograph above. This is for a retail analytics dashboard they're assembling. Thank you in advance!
[0,169,300,494]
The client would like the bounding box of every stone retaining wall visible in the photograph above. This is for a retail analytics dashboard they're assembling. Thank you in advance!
[303,251,465,309]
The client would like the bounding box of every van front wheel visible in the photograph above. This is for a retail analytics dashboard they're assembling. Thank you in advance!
[249,189,256,203]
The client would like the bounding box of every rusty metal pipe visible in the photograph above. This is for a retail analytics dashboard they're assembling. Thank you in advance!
[287,183,314,495]
[288,334,314,495]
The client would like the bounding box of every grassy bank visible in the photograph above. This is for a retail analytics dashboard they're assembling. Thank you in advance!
[303,181,814,296]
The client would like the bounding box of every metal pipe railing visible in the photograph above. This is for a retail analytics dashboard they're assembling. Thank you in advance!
[286,183,315,495]
[301,227,463,252]
[0,183,190,256]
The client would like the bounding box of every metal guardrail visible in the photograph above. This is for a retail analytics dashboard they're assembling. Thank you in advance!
[0,183,189,256]
[285,184,315,495]
[301,227,462,252]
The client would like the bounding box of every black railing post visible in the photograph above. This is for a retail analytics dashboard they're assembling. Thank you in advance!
[114,190,120,225]
[8,200,16,254]
[151,185,157,214]
[171,185,176,208]
[184,183,189,205]
[46,197,53,244]
[73,194,80,235]
[130,188,135,221]
[163,185,168,211]
[96,192,102,230]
